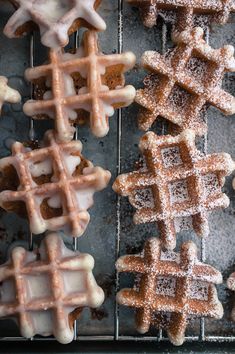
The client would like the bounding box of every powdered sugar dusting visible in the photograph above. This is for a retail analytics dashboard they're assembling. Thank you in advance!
[113,129,235,250]
[136,27,235,134]
[117,238,223,345]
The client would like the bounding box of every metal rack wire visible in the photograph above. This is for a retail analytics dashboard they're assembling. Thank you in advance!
[0,0,234,344]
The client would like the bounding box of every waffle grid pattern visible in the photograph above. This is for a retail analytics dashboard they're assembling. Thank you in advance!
[24,30,136,141]
[136,27,235,134]
[0,130,110,236]
[0,234,104,343]
[116,238,223,346]
[113,129,234,250]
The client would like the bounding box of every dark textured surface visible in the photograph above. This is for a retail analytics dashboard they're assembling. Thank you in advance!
[0,0,234,350]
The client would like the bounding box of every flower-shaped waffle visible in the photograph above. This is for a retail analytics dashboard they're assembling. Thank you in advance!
[136,27,235,135]
[0,233,104,343]
[227,272,235,321]
[23,30,136,141]
[113,129,235,250]
[0,130,111,236]
[0,76,21,114]
[127,0,235,38]
[4,0,106,48]
[116,237,223,346]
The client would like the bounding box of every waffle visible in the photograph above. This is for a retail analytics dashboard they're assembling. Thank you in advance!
[116,237,223,346]
[136,27,235,135]
[23,30,136,141]
[4,0,106,48]
[227,272,235,321]
[113,129,235,250]
[0,76,21,114]
[0,232,104,343]
[127,0,235,38]
[0,130,111,236]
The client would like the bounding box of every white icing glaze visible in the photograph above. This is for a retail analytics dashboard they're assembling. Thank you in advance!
[4,0,106,48]
[76,188,95,210]
[0,233,105,344]
[47,194,61,209]
[0,76,21,114]
[29,158,52,177]
[63,153,81,175]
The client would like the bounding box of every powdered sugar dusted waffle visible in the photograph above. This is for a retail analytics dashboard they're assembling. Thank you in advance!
[4,0,106,48]
[116,237,223,346]
[0,130,111,236]
[0,232,104,344]
[113,129,235,250]
[126,0,235,38]
[0,76,21,114]
[227,272,235,321]
[136,27,235,135]
[23,30,136,141]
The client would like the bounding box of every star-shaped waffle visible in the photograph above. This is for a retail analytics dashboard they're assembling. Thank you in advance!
[227,271,235,321]
[0,129,111,236]
[116,237,223,346]
[127,0,235,38]
[4,0,106,48]
[136,27,235,135]
[113,129,235,250]
[23,30,136,141]
[0,76,21,114]
[0,233,104,343]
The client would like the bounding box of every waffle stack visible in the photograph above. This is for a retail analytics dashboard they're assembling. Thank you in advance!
[0,0,234,346]
[113,1,235,346]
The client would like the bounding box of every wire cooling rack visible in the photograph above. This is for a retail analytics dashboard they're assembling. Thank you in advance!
[0,0,234,345]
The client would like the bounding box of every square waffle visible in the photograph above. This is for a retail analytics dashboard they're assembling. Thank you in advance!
[116,237,223,346]
[0,233,104,343]
[4,0,106,48]
[23,30,136,141]
[113,129,235,250]
[0,130,111,236]
[136,27,235,135]
[126,0,235,39]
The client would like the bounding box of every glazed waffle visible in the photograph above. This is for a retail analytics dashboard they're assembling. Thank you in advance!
[0,76,21,114]
[0,130,111,236]
[116,237,223,346]
[227,272,235,321]
[127,0,235,38]
[113,129,235,250]
[0,233,104,344]
[136,27,235,134]
[23,30,136,141]
[4,0,106,48]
